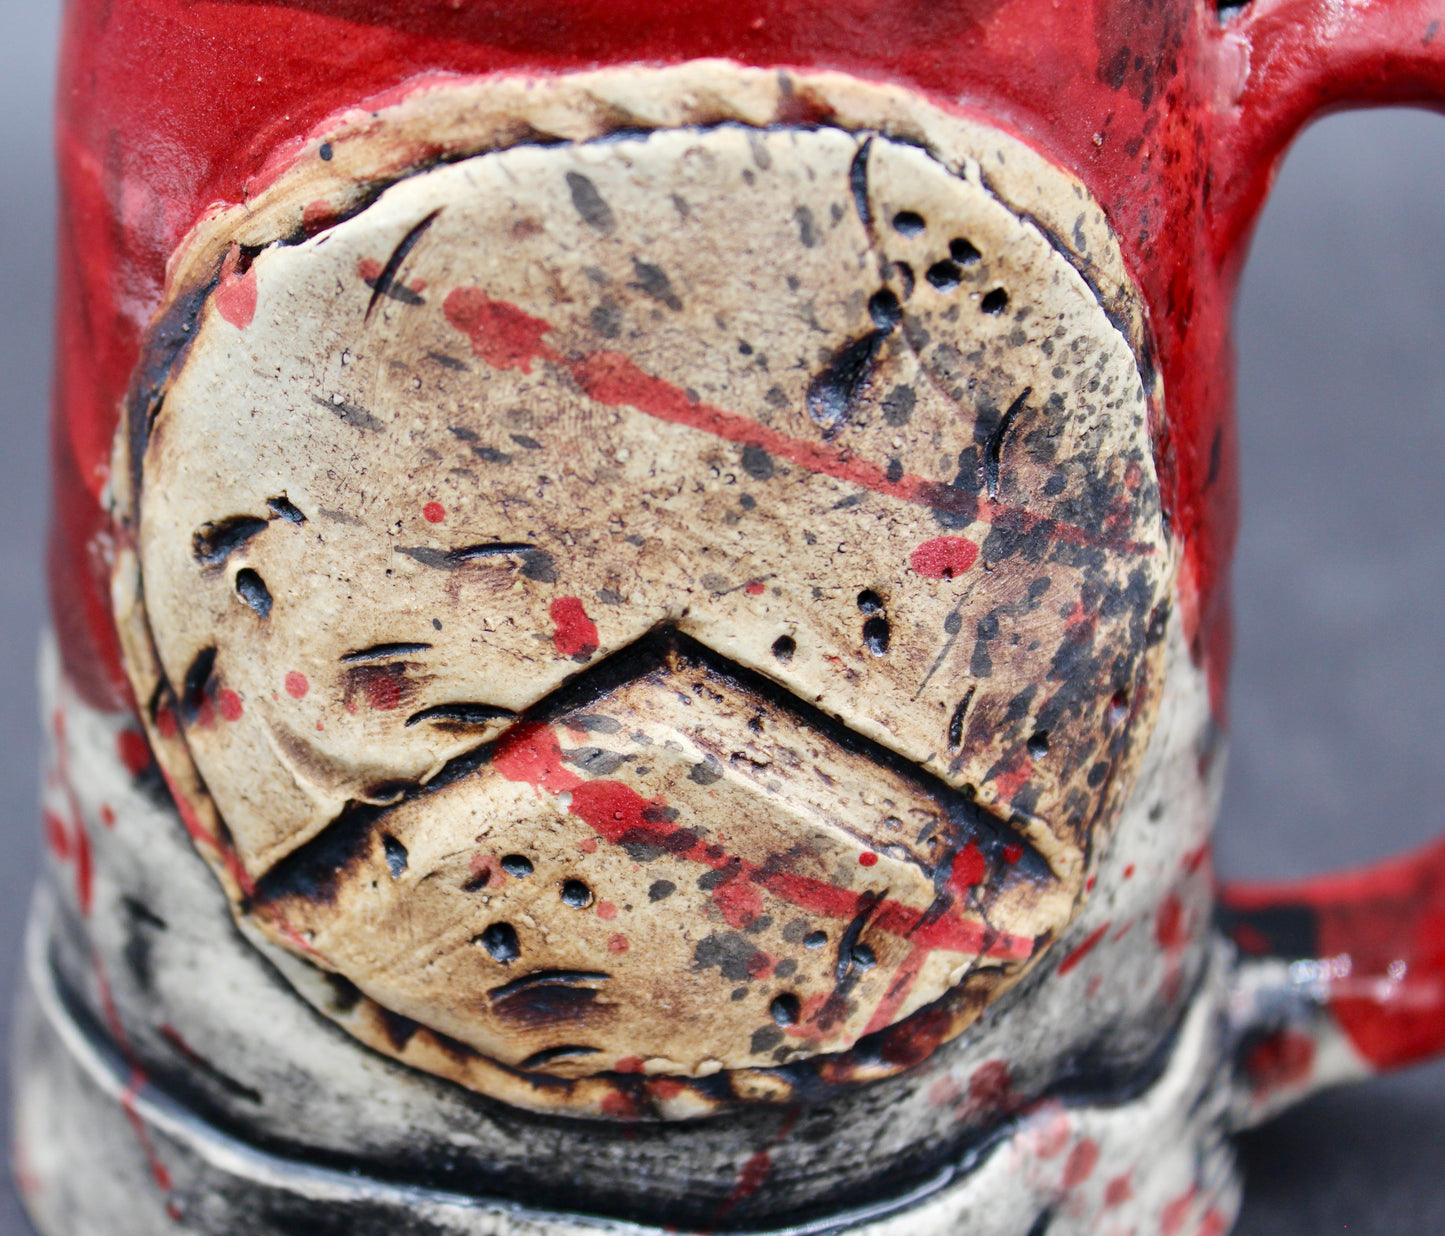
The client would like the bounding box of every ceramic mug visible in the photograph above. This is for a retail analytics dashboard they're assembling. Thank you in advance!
[13,2,1445,1234]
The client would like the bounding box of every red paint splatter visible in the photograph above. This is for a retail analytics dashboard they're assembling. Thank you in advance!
[1105,1173,1134,1208]
[214,244,258,329]
[1230,923,1275,957]
[422,501,446,523]
[117,729,151,777]
[947,842,987,894]
[1161,1186,1199,1236]
[1196,1209,1228,1236]
[647,1076,685,1100]
[74,822,93,916]
[1245,1029,1316,1098]
[1123,863,1136,880]
[218,689,244,721]
[444,286,555,373]
[120,1069,174,1193]
[1058,922,1112,976]
[711,1109,802,1226]
[596,900,618,921]
[156,765,258,900]
[550,596,600,660]
[868,1000,950,1067]
[1034,1107,1071,1159]
[442,292,1154,557]
[155,706,178,739]
[723,1151,774,1216]
[966,1059,1018,1114]
[600,1091,639,1119]
[468,853,501,888]
[43,810,71,861]
[364,674,400,711]
[859,851,878,867]
[302,198,337,233]
[285,670,309,699]
[1063,1138,1100,1189]
[489,720,1035,1035]
[1183,843,1210,875]
[745,950,775,980]
[989,748,1033,801]
[614,1056,644,1074]
[1003,843,1023,864]
[714,878,766,929]
[608,933,630,953]
[929,1076,964,1108]
[745,580,766,595]
[910,536,980,579]
[579,836,598,854]
[1156,892,1186,952]
[99,804,116,829]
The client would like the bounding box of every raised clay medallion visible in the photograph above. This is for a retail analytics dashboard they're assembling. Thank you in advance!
[111,66,1173,1118]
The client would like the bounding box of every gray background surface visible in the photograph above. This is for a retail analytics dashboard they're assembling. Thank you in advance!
[1,0,1443,1230]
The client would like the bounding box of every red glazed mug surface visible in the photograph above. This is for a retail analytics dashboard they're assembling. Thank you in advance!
[12,2,1445,1235]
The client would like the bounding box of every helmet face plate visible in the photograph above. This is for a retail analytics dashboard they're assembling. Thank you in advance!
[115,70,1172,1117]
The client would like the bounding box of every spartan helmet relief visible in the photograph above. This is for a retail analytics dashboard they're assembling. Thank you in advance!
[112,69,1172,1119]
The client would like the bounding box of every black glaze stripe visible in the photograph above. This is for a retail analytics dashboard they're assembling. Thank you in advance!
[37,890,1206,1236]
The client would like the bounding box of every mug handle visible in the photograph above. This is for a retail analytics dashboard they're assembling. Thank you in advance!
[1207,0,1445,1126]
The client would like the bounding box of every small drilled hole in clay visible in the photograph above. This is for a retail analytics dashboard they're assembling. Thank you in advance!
[856,589,884,615]
[501,854,534,878]
[948,689,974,751]
[926,260,962,292]
[804,930,828,949]
[863,616,891,656]
[950,237,982,265]
[771,635,796,663]
[852,941,877,969]
[867,288,902,330]
[980,287,1010,315]
[891,211,925,236]
[1107,689,1130,725]
[265,495,307,524]
[341,641,432,663]
[181,647,217,717]
[382,835,408,878]
[770,993,801,1026]
[234,569,272,618]
[1027,730,1050,759]
[561,879,594,909]
[479,922,521,964]
[192,515,267,567]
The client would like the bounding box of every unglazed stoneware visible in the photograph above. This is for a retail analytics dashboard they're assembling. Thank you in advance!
[13,3,1445,1236]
